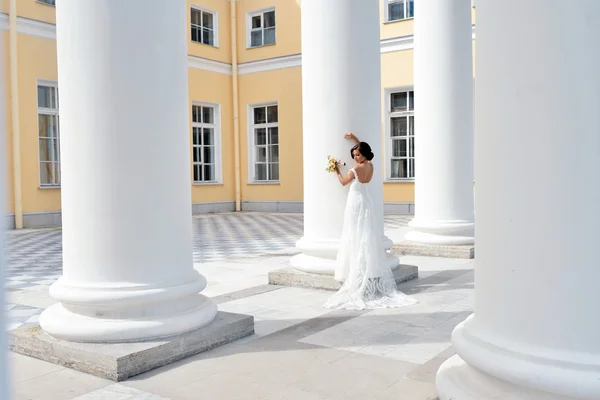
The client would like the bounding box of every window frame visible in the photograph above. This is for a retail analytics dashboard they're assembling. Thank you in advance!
[246,7,276,49]
[191,101,223,185]
[36,0,55,6]
[247,102,279,184]
[190,4,219,47]
[36,79,61,188]
[384,87,415,182]
[383,0,415,23]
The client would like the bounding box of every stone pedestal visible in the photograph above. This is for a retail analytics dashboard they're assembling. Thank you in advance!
[436,1,600,398]
[269,264,418,291]
[9,312,253,381]
[406,0,475,246]
[392,242,474,259]
[291,0,398,276]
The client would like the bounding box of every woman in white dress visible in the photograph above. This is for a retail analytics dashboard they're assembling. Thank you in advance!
[323,132,418,310]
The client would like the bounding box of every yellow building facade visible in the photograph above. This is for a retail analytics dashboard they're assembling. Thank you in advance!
[1,0,475,229]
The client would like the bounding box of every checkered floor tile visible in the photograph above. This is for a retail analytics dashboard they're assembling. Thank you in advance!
[192,213,305,262]
[4,213,411,292]
[5,303,44,331]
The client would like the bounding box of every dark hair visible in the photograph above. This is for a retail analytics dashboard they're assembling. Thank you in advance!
[351,141,374,161]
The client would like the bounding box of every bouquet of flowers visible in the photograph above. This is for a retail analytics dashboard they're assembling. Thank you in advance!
[325,155,346,173]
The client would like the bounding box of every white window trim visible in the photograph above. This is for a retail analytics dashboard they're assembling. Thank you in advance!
[384,86,415,182]
[191,101,223,185]
[36,79,61,188]
[36,0,55,6]
[246,7,276,49]
[190,4,219,48]
[382,0,414,23]
[247,102,279,184]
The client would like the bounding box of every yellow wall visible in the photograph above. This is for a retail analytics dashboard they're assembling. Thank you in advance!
[2,1,478,220]
[188,0,232,64]
[381,17,414,40]
[236,0,301,64]
[381,49,415,203]
[380,7,476,40]
[15,0,56,25]
[238,67,303,201]
[188,68,235,202]
[17,34,60,213]
[2,31,13,214]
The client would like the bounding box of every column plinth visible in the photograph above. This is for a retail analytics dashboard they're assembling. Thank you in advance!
[405,220,474,246]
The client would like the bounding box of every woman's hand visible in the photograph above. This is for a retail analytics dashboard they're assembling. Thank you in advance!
[344,132,360,144]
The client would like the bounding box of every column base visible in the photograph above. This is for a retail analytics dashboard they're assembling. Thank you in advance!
[392,241,475,259]
[440,315,600,399]
[291,236,399,275]
[269,264,418,290]
[289,252,400,275]
[437,355,570,400]
[40,273,218,343]
[405,219,475,246]
[9,311,254,382]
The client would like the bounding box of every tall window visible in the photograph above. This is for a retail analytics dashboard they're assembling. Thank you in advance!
[388,90,414,180]
[248,9,276,48]
[192,104,219,183]
[191,6,217,46]
[38,83,60,186]
[386,0,414,22]
[250,104,279,182]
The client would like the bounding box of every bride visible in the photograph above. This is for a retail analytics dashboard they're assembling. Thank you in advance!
[323,132,418,310]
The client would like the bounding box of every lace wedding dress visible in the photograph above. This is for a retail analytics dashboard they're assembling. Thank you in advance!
[324,168,418,310]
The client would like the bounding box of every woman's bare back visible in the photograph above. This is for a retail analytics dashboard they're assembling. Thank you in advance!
[354,162,374,184]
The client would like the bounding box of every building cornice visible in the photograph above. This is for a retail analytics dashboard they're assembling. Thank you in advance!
[238,54,301,75]
[0,14,56,40]
[0,13,477,76]
[188,55,232,75]
[381,24,476,53]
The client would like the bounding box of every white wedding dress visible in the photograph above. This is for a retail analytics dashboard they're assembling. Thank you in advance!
[324,167,418,310]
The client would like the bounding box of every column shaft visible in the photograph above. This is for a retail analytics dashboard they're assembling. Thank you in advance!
[0,24,10,398]
[437,1,600,398]
[407,0,475,245]
[39,0,217,343]
[291,0,396,275]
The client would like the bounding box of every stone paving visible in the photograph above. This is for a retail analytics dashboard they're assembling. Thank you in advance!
[5,212,473,400]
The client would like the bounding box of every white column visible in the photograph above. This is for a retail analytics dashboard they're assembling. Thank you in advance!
[436,1,600,399]
[0,26,11,399]
[291,0,397,275]
[39,0,217,343]
[406,0,475,245]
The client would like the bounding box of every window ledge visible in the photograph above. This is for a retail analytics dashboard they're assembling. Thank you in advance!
[193,182,223,186]
[36,1,55,7]
[383,17,414,24]
[248,181,280,185]
[384,179,415,183]
[247,43,276,50]
[39,185,61,190]
[191,41,219,49]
